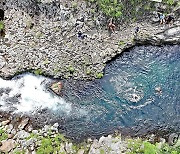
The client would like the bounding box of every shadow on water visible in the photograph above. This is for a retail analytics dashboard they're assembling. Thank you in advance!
[0,45,179,142]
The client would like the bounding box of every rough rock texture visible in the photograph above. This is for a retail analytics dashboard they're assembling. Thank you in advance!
[0,139,16,153]
[0,0,179,79]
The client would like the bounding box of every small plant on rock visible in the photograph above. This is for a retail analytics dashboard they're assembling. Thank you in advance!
[0,21,5,31]
[34,69,43,75]
[68,66,75,73]
[96,72,104,79]
[0,128,8,141]
[118,40,125,46]
[86,69,91,75]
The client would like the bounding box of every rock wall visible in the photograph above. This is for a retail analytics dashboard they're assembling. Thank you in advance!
[0,0,179,79]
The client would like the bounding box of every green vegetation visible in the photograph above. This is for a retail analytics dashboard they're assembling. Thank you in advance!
[14,150,26,154]
[35,132,67,154]
[164,0,175,6]
[100,148,105,154]
[96,72,104,79]
[97,0,123,18]
[26,132,39,140]
[0,128,8,141]
[33,69,43,75]
[36,31,43,39]
[42,59,49,65]
[127,138,180,154]
[34,130,86,154]
[0,21,5,31]
[118,40,125,46]
[72,2,78,8]
[87,0,123,18]
[87,0,154,20]
[86,69,91,75]
[68,66,75,73]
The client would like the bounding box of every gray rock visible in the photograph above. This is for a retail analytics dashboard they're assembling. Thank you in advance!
[65,142,74,153]
[18,117,29,130]
[32,130,38,134]
[6,124,13,134]
[15,130,30,139]
[165,27,180,36]
[77,149,85,154]
[53,123,59,128]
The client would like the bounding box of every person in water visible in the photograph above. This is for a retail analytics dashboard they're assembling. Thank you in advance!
[155,87,162,94]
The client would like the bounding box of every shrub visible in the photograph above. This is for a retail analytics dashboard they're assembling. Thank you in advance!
[86,69,91,75]
[164,0,175,5]
[68,66,75,73]
[96,72,104,79]
[37,138,54,154]
[0,128,8,141]
[97,0,123,18]
[127,138,180,154]
[34,69,43,75]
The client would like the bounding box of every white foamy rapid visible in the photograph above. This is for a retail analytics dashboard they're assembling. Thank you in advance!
[0,74,72,114]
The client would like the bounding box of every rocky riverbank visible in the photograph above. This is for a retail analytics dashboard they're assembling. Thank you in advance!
[0,115,179,154]
[0,0,179,79]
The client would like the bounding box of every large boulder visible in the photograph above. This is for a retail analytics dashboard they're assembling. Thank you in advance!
[0,139,16,153]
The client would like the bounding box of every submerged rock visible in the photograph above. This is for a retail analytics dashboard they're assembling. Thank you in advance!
[50,82,63,95]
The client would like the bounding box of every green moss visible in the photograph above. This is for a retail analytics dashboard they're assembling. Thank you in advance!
[26,132,39,140]
[86,70,91,75]
[0,128,8,141]
[96,72,104,79]
[0,21,5,31]
[164,0,175,5]
[37,138,54,154]
[14,150,26,154]
[127,138,180,154]
[68,66,75,73]
[36,133,68,154]
[34,69,43,75]
[72,2,78,8]
[36,31,43,38]
[100,148,105,154]
[118,40,125,46]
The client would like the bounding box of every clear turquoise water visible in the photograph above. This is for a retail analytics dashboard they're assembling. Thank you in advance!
[59,45,180,141]
[0,45,179,142]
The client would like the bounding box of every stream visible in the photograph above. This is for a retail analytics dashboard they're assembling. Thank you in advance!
[0,45,179,141]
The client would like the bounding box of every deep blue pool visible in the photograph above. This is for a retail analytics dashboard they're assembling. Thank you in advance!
[59,45,180,140]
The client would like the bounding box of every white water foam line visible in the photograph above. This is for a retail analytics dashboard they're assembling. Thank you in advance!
[0,74,72,114]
